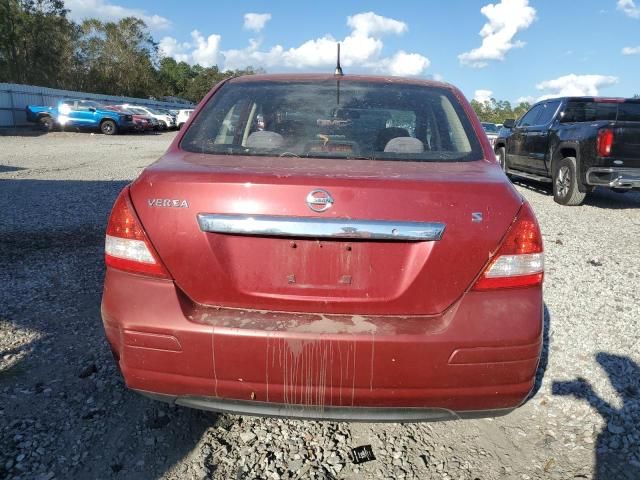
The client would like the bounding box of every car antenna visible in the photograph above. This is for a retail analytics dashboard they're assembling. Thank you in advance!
[334,43,344,76]
[335,43,343,106]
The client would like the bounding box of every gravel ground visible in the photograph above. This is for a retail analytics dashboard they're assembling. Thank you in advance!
[1,131,639,480]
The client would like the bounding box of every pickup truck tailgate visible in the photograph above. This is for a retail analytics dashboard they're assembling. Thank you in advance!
[613,121,640,167]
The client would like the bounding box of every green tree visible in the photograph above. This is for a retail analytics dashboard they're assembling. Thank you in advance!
[0,0,78,87]
[471,97,531,124]
[181,65,262,103]
[0,1,260,101]
[513,101,532,120]
[75,17,158,97]
[157,57,194,97]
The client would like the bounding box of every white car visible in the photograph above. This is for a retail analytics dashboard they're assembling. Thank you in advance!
[481,122,499,147]
[175,109,194,129]
[120,105,176,130]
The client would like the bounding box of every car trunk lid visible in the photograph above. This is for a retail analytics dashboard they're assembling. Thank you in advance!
[130,153,522,315]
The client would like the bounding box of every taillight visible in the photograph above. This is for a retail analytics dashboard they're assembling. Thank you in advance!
[472,203,544,291]
[105,187,170,278]
[597,129,614,157]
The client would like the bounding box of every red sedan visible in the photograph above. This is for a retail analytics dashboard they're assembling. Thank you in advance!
[101,74,544,421]
[104,105,154,132]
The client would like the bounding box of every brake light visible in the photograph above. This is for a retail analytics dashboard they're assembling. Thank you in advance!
[597,129,614,157]
[472,203,543,290]
[594,97,624,103]
[105,187,170,278]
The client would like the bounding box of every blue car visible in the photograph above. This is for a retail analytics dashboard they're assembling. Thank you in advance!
[24,105,57,130]
[26,99,137,134]
[56,99,136,135]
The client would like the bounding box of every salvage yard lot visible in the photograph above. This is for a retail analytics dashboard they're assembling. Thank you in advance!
[1,132,639,479]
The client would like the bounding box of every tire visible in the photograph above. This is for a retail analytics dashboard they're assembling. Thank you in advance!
[39,116,54,131]
[159,121,167,130]
[553,157,586,206]
[100,119,117,135]
[178,122,184,130]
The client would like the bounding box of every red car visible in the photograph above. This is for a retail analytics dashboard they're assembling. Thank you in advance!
[105,105,154,132]
[101,74,544,421]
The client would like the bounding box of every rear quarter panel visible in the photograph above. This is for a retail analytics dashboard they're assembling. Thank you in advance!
[554,122,606,183]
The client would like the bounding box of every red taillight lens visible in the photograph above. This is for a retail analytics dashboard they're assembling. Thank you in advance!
[105,187,170,278]
[472,203,544,291]
[597,129,614,157]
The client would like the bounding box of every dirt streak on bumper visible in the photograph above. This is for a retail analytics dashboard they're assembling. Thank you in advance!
[102,268,543,413]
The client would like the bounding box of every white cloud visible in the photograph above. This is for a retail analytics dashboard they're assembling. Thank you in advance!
[346,11,407,36]
[161,11,429,75]
[515,95,535,104]
[222,11,429,76]
[458,0,536,68]
[191,31,222,67]
[158,37,191,63]
[244,13,271,32]
[617,0,640,18]
[535,74,619,100]
[474,89,494,103]
[159,30,221,67]
[377,51,431,76]
[622,45,640,55]
[65,0,171,29]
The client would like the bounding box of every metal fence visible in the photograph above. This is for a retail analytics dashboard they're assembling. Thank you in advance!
[0,83,194,127]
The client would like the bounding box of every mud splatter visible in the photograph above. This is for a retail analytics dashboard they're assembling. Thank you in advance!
[211,327,218,397]
[288,315,377,334]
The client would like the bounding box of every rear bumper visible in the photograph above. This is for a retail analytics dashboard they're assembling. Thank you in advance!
[137,390,514,422]
[101,269,543,419]
[586,167,640,188]
[119,120,138,132]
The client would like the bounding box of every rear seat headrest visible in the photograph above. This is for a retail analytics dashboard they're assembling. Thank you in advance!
[374,127,410,151]
[384,137,425,154]
[246,131,283,149]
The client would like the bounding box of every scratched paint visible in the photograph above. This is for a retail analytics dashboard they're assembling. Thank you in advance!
[288,315,377,334]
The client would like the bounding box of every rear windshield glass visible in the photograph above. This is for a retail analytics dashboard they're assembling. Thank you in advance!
[482,123,498,133]
[618,102,640,122]
[181,80,483,162]
[562,101,618,122]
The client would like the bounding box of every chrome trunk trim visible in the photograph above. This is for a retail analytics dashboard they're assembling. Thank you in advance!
[197,214,445,241]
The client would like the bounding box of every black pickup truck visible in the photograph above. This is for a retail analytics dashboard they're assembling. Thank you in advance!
[495,97,640,205]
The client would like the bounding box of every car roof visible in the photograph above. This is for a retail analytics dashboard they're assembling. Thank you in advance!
[531,96,636,107]
[228,73,456,91]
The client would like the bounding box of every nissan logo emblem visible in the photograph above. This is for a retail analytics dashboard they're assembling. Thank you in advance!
[306,189,334,213]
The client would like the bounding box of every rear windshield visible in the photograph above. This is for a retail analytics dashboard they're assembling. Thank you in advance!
[181,80,483,162]
[562,100,640,123]
[562,101,618,122]
[618,102,640,122]
[482,123,498,133]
